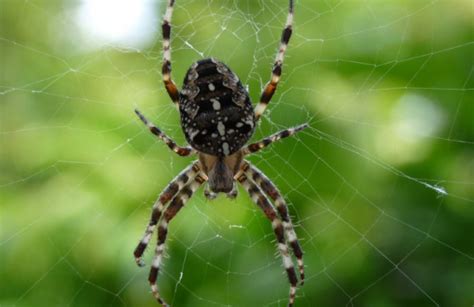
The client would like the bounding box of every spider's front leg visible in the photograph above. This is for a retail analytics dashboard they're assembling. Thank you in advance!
[148,174,206,306]
[237,173,299,307]
[243,162,304,284]
[133,162,200,266]
[135,109,195,156]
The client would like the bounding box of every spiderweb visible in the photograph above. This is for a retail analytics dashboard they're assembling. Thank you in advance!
[1,0,473,306]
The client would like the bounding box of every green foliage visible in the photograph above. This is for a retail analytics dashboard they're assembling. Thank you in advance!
[1,0,472,306]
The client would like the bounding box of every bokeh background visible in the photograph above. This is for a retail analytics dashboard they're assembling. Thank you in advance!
[1,0,473,306]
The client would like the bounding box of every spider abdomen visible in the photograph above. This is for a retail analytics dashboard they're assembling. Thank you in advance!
[179,58,255,156]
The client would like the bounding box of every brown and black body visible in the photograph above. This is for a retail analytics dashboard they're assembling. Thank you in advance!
[180,58,255,156]
[179,58,255,193]
[134,1,307,306]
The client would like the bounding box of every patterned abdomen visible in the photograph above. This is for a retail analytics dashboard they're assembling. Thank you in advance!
[179,58,255,156]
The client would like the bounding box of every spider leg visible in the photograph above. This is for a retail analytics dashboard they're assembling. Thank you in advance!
[243,123,308,155]
[255,0,294,120]
[133,162,200,266]
[149,174,206,306]
[237,173,298,307]
[243,162,304,284]
[135,109,195,156]
[162,0,180,105]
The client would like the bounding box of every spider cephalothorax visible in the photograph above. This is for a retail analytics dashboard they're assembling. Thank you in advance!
[134,1,307,306]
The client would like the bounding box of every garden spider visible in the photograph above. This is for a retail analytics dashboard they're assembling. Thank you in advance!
[134,0,307,306]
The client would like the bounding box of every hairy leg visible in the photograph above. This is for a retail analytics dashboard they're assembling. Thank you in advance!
[133,162,200,266]
[244,162,304,283]
[161,0,180,105]
[135,109,195,156]
[243,123,308,155]
[255,0,294,120]
[237,172,299,307]
[148,174,206,306]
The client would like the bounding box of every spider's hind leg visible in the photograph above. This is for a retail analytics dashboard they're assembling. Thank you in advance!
[255,0,294,120]
[161,0,180,105]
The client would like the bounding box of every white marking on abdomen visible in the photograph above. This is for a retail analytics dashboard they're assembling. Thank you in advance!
[217,121,225,136]
[244,119,254,127]
[222,142,229,155]
[188,129,200,141]
[211,98,221,110]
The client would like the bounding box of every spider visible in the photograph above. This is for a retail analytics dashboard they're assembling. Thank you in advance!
[133,0,307,306]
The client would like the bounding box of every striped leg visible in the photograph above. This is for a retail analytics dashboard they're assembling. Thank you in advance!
[135,109,195,156]
[255,0,294,120]
[243,123,308,155]
[133,162,200,266]
[237,173,298,307]
[244,162,304,284]
[149,174,206,306]
[162,0,180,105]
